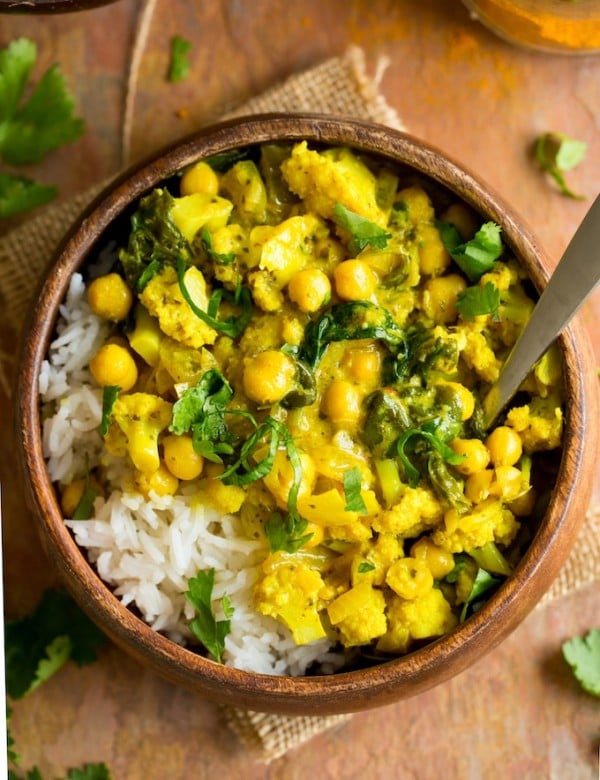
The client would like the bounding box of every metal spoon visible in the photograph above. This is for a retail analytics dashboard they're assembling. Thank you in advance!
[483,194,600,428]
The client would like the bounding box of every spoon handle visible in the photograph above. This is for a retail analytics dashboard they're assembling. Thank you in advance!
[484,194,600,427]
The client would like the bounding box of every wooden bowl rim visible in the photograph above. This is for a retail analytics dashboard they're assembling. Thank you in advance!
[15,113,599,715]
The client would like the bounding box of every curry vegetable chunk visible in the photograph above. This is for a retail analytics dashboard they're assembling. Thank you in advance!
[71,140,564,666]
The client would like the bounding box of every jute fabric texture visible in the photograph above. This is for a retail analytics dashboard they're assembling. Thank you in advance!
[0,45,597,763]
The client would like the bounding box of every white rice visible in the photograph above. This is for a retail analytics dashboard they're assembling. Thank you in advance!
[41,273,344,675]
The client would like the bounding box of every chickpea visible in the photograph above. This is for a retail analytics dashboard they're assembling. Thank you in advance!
[465,469,493,503]
[135,463,179,497]
[417,223,452,276]
[508,487,537,517]
[485,426,523,467]
[342,347,381,384]
[422,274,467,324]
[490,465,522,501]
[410,538,455,579]
[180,161,219,196]
[321,380,362,428]
[89,343,138,391]
[437,381,475,421]
[440,202,479,241]
[333,259,378,301]
[287,268,332,313]
[243,350,296,405]
[450,438,490,475]
[386,557,433,600]
[163,434,205,481]
[87,273,133,322]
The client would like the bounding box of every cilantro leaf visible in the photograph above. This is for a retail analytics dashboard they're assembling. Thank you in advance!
[456,281,500,320]
[5,589,107,700]
[0,38,84,167]
[460,569,502,622]
[0,171,56,218]
[168,35,192,83]
[438,220,503,282]
[184,569,233,663]
[170,370,235,462]
[100,385,119,436]
[264,511,313,554]
[332,202,391,255]
[343,467,368,513]
[357,561,376,574]
[535,132,587,200]
[562,629,600,697]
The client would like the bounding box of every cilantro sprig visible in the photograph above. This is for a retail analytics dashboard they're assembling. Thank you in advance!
[168,35,192,83]
[455,281,500,320]
[438,220,503,282]
[0,38,84,218]
[562,628,600,697]
[535,132,587,200]
[332,202,392,255]
[343,467,368,513]
[184,569,234,663]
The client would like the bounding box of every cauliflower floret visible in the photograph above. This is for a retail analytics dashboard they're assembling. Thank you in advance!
[351,532,404,587]
[455,319,502,383]
[327,580,387,646]
[139,265,217,348]
[433,498,519,553]
[104,392,172,474]
[376,588,457,654]
[281,141,388,226]
[254,552,327,644]
[372,485,443,538]
[505,396,563,453]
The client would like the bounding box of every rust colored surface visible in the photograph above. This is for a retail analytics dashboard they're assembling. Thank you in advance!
[1,1,599,777]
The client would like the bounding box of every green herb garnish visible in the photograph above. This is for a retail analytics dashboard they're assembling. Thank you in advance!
[396,428,465,489]
[200,228,236,265]
[455,281,500,320]
[170,369,235,462]
[0,37,84,218]
[168,35,192,83]
[99,385,120,436]
[332,203,392,255]
[184,569,233,663]
[562,628,600,697]
[5,589,107,700]
[459,568,502,622]
[535,132,587,200]
[343,467,368,513]
[176,256,252,338]
[357,561,376,574]
[438,221,503,282]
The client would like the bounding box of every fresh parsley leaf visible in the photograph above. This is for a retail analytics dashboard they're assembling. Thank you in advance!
[562,628,600,697]
[100,385,119,436]
[438,220,503,282]
[459,568,502,622]
[168,35,192,83]
[332,202,391,255]
[343,467,368,513]
[0,37,84,167]
[184,569,233,663]
[0,171,56,218]
[357,561,376,573]
[5,589,107,700]
[456,281,500,320]
[200,229,236,265]
[535,132,587,200]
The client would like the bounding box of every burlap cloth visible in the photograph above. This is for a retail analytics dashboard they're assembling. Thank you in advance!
[1,45,598,763]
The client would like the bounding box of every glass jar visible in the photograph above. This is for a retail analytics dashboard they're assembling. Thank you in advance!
[462,0,600,55]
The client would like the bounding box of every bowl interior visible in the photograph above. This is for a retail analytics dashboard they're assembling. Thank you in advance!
[15,114,599,715]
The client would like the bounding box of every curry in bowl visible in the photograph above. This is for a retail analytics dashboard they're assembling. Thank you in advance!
[39,138,563,676]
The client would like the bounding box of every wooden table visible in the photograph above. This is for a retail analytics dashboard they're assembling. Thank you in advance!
[2,1,599,777]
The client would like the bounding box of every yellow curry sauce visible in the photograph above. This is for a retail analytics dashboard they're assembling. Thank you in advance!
[66,141,564,659]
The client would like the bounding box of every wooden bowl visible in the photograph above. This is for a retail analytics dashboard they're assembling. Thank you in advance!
[15,114,599,715]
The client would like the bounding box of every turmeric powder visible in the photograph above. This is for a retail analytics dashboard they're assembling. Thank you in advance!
[463,0,600,53]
